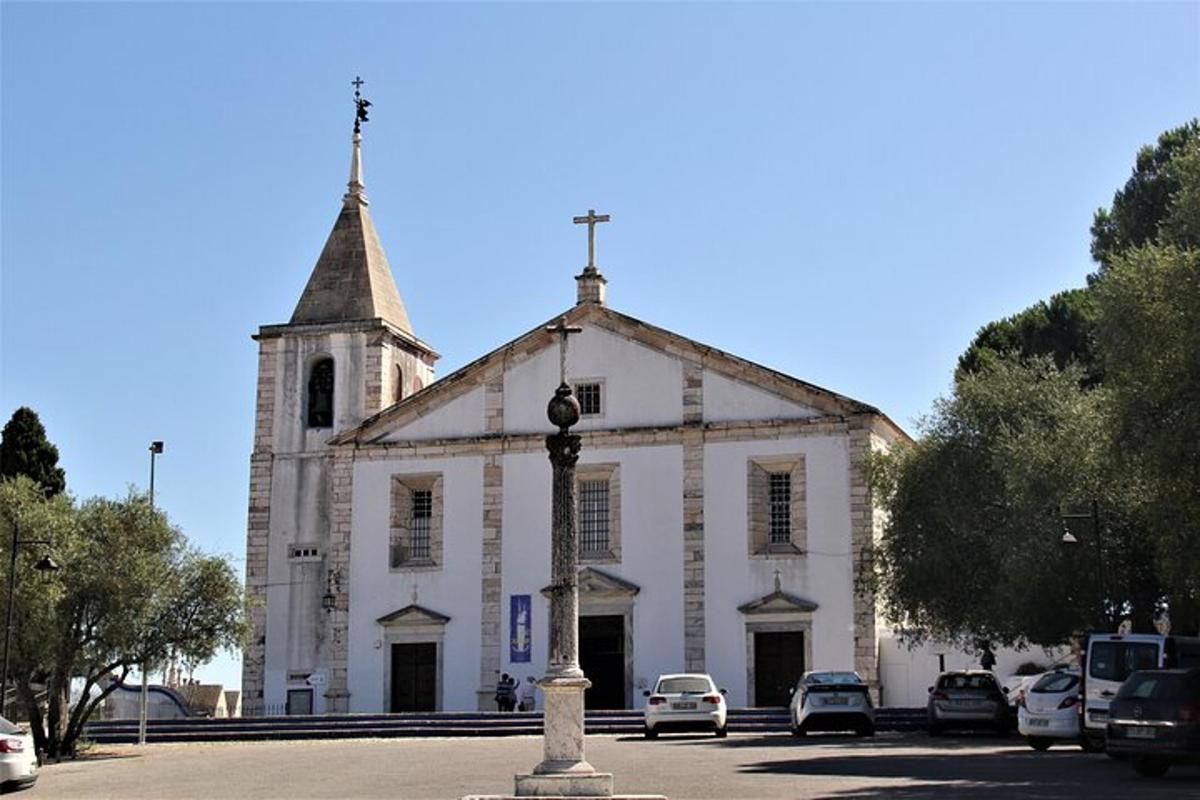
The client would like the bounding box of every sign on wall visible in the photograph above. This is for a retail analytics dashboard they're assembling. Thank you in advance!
[510,594,532,663]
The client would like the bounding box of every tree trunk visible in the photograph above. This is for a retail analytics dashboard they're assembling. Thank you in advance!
[44,670,70,759]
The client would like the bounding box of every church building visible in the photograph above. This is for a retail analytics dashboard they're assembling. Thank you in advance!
[241,116,907,716]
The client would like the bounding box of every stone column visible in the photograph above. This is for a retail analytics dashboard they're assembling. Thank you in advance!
[514,383,613,798]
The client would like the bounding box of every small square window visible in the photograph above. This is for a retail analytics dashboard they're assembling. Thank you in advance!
[575,382,602,416]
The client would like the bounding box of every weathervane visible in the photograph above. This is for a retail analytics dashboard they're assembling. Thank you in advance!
[352,76,372,134]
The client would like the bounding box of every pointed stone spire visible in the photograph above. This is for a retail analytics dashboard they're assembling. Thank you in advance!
[289,84,414,334]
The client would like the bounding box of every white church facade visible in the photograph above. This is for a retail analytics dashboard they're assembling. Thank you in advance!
[241,124,910,716]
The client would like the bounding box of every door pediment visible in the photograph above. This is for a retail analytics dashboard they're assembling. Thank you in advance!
[541,566,640,600]
[738,590,819,616]
[376,604,451,627]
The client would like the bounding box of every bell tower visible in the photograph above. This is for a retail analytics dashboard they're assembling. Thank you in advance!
[242,80,437,714]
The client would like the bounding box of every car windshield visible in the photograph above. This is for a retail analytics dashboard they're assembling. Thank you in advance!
[805,672,862,685]
[1117,672,1187,701]
[657,677,712,694]
[1031,673,1079,694]
[938,674,998,691]
[1090,641,1159,682]
[0,716,20,735]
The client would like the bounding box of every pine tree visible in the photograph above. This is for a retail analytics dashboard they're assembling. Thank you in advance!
[0,406,66,497]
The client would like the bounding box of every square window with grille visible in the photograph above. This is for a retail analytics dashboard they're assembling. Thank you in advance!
[410,489,433,560]
[576,382,602,416]
[579,479,610,553]
[768,472,791,544]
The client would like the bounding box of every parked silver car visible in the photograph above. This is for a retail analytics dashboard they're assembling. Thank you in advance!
[0,716,37,793]
[927,670,1010,735]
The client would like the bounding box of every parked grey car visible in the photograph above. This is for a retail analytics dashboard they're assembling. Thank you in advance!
[1106,667,1200,777]
[927,670,1010,735]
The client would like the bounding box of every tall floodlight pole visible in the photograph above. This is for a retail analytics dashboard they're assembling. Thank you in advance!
[138,441,164,746]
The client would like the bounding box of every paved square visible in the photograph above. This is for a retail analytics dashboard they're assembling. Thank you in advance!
[31,733,1200,799]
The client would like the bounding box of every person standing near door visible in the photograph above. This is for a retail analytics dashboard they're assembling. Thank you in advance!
[519,676,537,711]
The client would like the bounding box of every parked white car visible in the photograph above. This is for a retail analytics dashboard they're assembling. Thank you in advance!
[0,716,37,793]
[643,673,727,738]
[1018,668,1081,750]
[790,671,875,737]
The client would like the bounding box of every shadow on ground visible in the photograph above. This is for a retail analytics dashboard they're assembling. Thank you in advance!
[740,748,1200,799]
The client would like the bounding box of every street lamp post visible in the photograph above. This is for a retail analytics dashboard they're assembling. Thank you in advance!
[1061,499,1107,628]
[138,441,164,746]
[1,515,60,719]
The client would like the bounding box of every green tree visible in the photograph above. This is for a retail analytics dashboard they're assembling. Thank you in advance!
[0,408,65,498]
[957,289,1100,384]
[869,357,1160,648]
[1094,243,1200,634]
[1090,119,1200,272]
[0,482,247,758]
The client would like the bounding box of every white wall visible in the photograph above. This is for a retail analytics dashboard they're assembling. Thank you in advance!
[703,434,855,706]
[877,635,1073,707]
[497,446,686,698]
[504,327,683,434]
[703,369,820,423]
[346,455,485,712]
[380,385,486,442]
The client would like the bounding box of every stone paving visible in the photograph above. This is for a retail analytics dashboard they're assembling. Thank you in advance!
[30,732,1200,800]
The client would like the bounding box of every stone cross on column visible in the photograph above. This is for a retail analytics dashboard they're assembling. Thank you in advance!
[512,322,616,797]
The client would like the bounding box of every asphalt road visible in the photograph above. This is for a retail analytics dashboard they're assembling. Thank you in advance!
[27,732,1200,800]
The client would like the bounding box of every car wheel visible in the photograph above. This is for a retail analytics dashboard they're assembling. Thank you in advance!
[714,724,727,738]
[643,726,657,740]
[1027,736,1052,751]
[791,722,807,738]
[1079,735,1104,753]
[1132,757,1171,778]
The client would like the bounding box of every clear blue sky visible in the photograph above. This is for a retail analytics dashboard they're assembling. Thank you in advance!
[2,3,1197,690]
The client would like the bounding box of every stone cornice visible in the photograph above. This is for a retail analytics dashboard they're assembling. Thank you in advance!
[254,317,439,360]
[334,414,868,461]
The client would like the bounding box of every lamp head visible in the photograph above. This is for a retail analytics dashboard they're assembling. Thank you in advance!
[150,441,165,454]
[35,554,60,572]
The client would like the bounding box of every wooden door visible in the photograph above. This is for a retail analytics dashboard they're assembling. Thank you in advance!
[580,615,626,709]
[754,631,805,707]
[391,642,437,712]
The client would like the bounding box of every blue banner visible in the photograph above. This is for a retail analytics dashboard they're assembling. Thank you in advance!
[510,594,532,663]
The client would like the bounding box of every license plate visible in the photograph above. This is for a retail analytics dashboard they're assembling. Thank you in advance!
[673,702,696,710]
[825,697,848,705]
[1026,718,1049,727]
[1128,727,1156,739]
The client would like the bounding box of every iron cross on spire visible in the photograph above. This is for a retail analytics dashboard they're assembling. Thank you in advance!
[572,209,610,270]
[546,316,583,386]
[352,76,372,134]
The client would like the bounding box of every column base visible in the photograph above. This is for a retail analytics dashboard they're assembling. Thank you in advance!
[514,771,614,797]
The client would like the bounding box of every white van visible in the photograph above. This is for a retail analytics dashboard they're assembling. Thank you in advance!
[1081,632,1200,750]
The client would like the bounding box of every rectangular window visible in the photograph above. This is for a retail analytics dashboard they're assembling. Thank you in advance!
[410,489,433,561]
[576,382,602,416]
[768,472,791,544]
[579,479,610,553]
[390,474,443,571]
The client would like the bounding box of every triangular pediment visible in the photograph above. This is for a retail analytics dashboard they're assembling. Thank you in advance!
[376,603,451,626]
[738,589,819,616]
[541,566,640,599]
[331,301,903,446]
